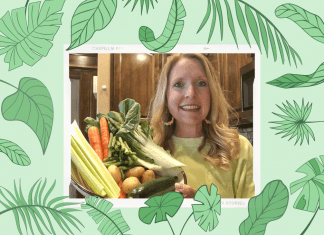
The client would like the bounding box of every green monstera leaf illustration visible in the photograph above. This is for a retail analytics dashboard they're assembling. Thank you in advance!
[139,0,186,52]
[1,77,54,154]
[290,155,324,212]
[0,178,83,235]
[239,180,289,235]
[0,139,31,166]
[0,0,65,71]
[81,196,131,235]
[139,192,184,224]
[191,184,221,232]
[67,0,117,51]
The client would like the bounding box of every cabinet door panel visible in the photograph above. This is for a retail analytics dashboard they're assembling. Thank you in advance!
[112,54,160,116]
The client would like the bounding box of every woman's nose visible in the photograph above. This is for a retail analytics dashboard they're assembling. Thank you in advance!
[185,84,197,98]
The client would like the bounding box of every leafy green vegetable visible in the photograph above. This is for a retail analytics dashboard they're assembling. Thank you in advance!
[82,196,130,235]
[275,4,324,44]
[0,0,65,70]
[239,180,289,235]
[267,62,324,88]
[192,184,221,232]
[1,78,54,154]
[139,0,186,52]
[106,98,185,171]
[139,192,184,224]
[0,139,31,166]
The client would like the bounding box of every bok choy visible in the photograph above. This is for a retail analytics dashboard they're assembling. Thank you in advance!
[106,99,186,171]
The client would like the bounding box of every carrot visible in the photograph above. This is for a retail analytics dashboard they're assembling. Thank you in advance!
[88,126,104,162]
[100,117,110,160]
[118,181,126,198]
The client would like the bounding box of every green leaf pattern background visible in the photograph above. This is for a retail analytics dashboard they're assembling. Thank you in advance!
[0,0,323,234]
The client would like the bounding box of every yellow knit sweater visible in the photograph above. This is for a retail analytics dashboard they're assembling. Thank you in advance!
[172,134,255,198]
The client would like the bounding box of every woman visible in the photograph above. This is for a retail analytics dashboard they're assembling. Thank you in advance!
[148,53,255,198]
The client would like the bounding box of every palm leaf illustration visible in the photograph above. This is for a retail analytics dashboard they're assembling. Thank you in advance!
[81,196,130,235]
[197,0,302,67]
[123,0,158,14]
[0,178,83,235]
[290,155,324,235]
[0,0,65,71]
[269,99,324,145]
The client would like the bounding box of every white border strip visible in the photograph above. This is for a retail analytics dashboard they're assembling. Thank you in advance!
[64,44,261,208]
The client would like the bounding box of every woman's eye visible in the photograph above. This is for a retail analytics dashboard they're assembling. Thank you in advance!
[197,81,207,86]
[174,82,183,88]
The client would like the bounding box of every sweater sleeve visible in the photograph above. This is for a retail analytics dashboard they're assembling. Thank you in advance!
[233,135,255,198]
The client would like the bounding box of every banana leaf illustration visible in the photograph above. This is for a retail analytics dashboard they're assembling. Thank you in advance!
[290,155,324,235]
[0,178,83,235]
[275,4,324,44]
[123,0,158,14]
[239,180,289,235]
[0,139,30,166]
[1,77,54,154]
[269,99,324,146]
[197,0,302,67]
[139,0,186,52]
[82,196,131,235]
[267,62,324,88]
[0,0,65,71]
[67,0,117,51]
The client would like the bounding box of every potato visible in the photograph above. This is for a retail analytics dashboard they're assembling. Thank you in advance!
[142,170,155,183]
[121,177,141,194]
[108,165,122,185]
[125,166,145,178]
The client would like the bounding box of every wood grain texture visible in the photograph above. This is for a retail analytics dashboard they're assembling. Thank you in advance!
[69,54,98,69]
[112,54,161,116]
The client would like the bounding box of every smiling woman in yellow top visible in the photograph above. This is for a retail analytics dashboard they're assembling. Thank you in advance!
[148,53,255,198]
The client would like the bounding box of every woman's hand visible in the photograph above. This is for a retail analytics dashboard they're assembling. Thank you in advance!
[175,183,197,198]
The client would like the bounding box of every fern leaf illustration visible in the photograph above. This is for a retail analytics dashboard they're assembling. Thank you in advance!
[0,0,65,71]
[82,196,130,235]
[0,178,83,235]
[197,0,302,67]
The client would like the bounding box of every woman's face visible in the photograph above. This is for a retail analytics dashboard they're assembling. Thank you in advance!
[167,57,211,128]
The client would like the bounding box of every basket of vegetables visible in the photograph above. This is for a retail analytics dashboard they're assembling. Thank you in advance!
[71,98,186,198]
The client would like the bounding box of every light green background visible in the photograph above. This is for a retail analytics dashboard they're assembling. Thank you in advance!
[0,0,324,234]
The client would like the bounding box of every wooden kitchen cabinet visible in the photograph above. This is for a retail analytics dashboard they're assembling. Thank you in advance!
[110,54,166,117]
[208,54,254,111]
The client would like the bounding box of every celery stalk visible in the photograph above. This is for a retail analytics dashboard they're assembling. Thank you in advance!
[71,121,120,198]
[71,147,106,197]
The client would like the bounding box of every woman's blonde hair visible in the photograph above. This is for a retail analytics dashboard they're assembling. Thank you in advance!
[148,53,241,170]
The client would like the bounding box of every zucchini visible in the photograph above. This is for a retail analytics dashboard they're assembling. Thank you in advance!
[128,175,178,198]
